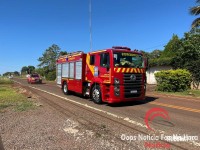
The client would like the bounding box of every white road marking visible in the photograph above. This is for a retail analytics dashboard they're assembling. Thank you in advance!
[13,80,200,147]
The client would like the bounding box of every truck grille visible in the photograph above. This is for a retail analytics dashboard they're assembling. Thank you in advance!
[123,73,142,98]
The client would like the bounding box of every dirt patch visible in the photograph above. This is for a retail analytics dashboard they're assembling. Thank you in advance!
[13,85,37,99]
[146,84,156,92]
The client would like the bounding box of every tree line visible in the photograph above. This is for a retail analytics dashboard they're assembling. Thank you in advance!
[2,71,20,77]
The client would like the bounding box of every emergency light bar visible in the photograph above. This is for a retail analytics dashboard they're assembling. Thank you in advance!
[112,46,131,51]
[68,51,83,56]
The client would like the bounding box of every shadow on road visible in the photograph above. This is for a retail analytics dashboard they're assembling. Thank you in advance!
[40,82,47,85]
[62,91,158,107]
[108,96,158,107]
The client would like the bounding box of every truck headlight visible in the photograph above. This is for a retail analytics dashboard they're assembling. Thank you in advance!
[114,78,120,84]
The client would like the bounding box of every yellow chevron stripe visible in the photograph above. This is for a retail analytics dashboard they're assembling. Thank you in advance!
[126,68,130,73]
[117,68,121,73]
[114,68,145,73]
[130,68,133,73]
[86,54,94,75]
[141,69,144,73]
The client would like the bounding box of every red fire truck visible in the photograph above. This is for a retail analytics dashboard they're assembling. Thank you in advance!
[56,46,147,104]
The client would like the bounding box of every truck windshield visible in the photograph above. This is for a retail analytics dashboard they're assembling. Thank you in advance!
[113,52,144,68]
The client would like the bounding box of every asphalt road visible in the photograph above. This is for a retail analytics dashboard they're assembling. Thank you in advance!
[13,78,200,149]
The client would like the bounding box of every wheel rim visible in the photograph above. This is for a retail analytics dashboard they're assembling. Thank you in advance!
[64,84,68,93]
[92,89,100,101]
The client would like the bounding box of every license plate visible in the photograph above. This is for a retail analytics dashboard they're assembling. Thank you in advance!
[130,90,137,93]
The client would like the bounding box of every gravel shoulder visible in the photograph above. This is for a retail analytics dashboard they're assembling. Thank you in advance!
[0,84,145,150]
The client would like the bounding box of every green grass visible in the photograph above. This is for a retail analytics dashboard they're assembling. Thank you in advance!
[15,101,34,111]
[156,89,200,98]
[0,77,13,84]
[0,84,34,112]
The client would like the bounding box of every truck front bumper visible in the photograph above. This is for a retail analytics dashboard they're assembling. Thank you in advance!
[102,85,145,103]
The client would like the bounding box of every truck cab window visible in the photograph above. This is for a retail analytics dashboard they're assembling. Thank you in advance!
[90,55,95,65]
[100,53,110,67]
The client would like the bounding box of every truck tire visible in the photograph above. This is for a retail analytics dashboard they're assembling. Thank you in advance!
[63,82,69,95]
[91,85,102,104]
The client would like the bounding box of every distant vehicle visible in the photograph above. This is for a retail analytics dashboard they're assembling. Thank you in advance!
[27,73,42,84]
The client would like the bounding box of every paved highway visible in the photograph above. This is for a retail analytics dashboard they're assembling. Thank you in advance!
[13,78,200,149]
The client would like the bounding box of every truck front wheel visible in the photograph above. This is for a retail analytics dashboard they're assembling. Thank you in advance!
[63,82,69,95]
[91,85,102,104]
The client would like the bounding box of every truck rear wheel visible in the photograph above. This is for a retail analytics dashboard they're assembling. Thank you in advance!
[63,82,69,95]
[91,85,102,104]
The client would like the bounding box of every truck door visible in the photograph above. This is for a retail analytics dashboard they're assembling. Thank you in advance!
[99,52,110,83]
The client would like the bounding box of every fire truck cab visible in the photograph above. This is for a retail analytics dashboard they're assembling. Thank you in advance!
[56,46,147,104]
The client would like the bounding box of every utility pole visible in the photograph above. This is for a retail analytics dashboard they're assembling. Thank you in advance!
[89,0,92,51]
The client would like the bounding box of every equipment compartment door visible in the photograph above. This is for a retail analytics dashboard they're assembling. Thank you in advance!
[57,64,62,84]
[75,61,83,93]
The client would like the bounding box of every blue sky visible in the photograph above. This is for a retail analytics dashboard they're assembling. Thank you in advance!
[0,0,197,75]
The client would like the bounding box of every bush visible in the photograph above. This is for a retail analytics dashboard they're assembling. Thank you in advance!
[155,69,191,92]
[149,57,172,67]
[46,71,56,81]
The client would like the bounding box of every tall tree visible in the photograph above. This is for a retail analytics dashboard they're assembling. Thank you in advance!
[190,0,200,28]
[149,49,163,59]
[21,66,35,74]
[162,34,181,58]
[172,30,200,89]
[21,66,28,74]
[27,66,35,74]
[38,44,60,71]
[59,51,68,56]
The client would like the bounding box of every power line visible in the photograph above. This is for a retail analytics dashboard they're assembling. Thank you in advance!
[142,42,168,51]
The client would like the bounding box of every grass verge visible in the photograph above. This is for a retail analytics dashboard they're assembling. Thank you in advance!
[0,80,34,112]
[156,89,200,98]
[0,77,13,84]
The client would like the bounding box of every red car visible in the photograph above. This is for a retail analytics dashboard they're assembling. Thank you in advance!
[27,73,42,84]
